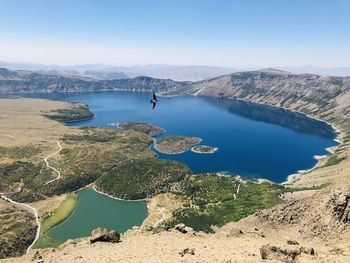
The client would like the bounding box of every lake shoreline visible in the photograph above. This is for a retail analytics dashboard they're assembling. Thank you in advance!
[92,185,148,202]
[283,117,344,186]
[193,94,343,186]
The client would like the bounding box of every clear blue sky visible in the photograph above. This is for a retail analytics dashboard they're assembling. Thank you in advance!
[0,0,349,67]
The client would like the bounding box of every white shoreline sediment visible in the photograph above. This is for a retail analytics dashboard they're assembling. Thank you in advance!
[283,120,344,185]
[92,185,147,202]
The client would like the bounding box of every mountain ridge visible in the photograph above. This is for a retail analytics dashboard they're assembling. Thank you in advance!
[1,67,349,127]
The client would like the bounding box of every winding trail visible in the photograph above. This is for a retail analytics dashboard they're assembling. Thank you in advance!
[43,141,62,185]
[153,212,172,228]
[0,134,63,253]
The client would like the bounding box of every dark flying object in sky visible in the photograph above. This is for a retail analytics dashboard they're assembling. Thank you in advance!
[150,92,158,109]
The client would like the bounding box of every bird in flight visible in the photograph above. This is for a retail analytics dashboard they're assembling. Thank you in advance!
[150,92,158,109]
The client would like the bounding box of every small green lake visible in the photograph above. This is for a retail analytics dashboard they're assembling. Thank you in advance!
[47,188,147,243]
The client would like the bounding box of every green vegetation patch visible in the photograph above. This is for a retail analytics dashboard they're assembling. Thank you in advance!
[166,173,285,233]
[323,154,346,167]
[43,128,155,196]
[44,104,94,123]
[95,159,192,200]
[0,161,53,202]
[118,121,165,136]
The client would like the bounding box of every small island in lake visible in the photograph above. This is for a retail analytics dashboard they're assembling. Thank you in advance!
[155,135,202,154]
[191,145,218,154]
[118,122,165,136]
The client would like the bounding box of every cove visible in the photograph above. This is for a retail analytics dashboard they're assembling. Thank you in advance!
[23,91,338,183]
[46,188,147,243]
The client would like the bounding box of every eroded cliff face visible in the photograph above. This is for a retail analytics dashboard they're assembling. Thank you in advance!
[189,71,350,125]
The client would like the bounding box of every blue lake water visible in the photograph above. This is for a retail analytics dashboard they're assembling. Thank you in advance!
[20,91,337,183]
[47,188,147,242]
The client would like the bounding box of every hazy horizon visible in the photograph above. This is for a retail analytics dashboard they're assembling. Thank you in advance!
[1,0,350,68]
[2,59,350,70]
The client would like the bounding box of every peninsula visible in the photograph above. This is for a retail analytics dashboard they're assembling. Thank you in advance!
[154,136,202,154]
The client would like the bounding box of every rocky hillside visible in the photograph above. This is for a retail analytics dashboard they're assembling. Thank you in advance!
[0,68,190,93]
[188,69,350,126]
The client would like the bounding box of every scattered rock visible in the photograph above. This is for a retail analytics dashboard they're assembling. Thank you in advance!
[32,251,42,262]
[330,192,350,223]
[179,248,195,257]
[301,246,315,256]
[90,227,121,244]
[329,247,345,254]
[287,240,299,245]
[260,244,307,263]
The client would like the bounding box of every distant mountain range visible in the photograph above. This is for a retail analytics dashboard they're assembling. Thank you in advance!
[1,61,349,81]
[0,61,235,81]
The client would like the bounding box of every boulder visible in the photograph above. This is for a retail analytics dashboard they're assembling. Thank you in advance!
[330,192,350,223]
[301,246,315,256]
[175,223,188,233]
[287,240,299,245]
[184,226,193,232]
[90,227,120,244]
[179,248,195,257]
